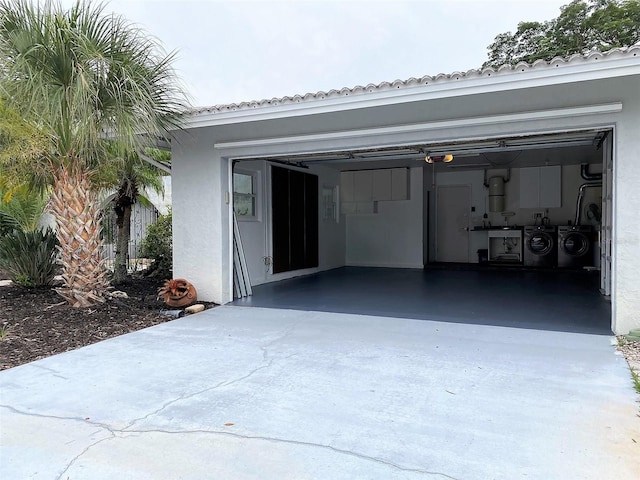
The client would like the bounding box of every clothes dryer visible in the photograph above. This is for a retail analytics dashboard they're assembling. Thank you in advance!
[557,225,592,268]
[524,225,557,267]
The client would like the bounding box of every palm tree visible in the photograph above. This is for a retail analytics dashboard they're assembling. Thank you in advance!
[0,0,188,307]
[98,148,168,284]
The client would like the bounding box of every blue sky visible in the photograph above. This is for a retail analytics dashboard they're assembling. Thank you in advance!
[70,0,571,106]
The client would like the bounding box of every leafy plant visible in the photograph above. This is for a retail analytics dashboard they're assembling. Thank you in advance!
[632,370,640,395]
[139,211,172,279]
[0,228,58,287]
[0,184,48,235]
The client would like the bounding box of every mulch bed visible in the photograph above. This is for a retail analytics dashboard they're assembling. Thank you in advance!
[0,276,215,371]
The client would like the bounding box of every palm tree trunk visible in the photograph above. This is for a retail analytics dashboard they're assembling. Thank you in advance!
[113,202,132,284]
[49,165,110,307]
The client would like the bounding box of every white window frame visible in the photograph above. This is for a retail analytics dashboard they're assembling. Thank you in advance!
[233,169,260,221]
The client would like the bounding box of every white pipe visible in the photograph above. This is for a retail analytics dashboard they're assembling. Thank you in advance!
[575,182,601,226]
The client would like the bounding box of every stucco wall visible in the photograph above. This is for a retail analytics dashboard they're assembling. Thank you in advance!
[171,129,231,303]
[611,90,640,334]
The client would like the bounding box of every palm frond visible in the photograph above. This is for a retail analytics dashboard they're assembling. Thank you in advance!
[0,0,190,168]
[0,183,48,232]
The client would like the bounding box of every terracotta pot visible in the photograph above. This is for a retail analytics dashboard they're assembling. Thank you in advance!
[158,278,198,308]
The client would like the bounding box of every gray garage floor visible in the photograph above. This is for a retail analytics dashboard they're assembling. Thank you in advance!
[0,306,637,479]
[233,267,612,334]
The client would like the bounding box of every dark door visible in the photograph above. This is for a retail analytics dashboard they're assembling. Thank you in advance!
[271,166,291,273]
[271,166,319,274]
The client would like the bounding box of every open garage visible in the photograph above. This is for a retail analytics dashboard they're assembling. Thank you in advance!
[230,129,611,334]
[170,46,640,334]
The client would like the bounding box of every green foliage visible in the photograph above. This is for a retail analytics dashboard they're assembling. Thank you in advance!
[94,147,167,196]
[0,0,190,171]
[632,370,640,394]
[0,98,49,190]
[484,0,640,68]
[139,211,172,279]
[0,0,188,304]
[0,184,48,235]
[0,176,57,288]
[0,227,58,287]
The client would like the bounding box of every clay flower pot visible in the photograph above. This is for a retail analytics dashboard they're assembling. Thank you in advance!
[158,278,197,308]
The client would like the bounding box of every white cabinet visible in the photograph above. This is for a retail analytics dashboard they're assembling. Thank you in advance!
[340,171,355,202]
[519,166,561,209]
[372,170,392,201]
[340,168,409,214]
[341,201,373,214]
[391,168,408,201]
[353,170,373,201]
[538,166,562,208]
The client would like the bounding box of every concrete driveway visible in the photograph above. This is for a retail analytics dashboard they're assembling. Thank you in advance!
[1,306,638,479]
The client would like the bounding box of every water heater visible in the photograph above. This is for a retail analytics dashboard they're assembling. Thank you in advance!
[488,176,505,212]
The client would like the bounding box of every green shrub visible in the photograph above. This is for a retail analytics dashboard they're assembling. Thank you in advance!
[0,185,48,235]
[0,228,58,287]
[139,212,172,279]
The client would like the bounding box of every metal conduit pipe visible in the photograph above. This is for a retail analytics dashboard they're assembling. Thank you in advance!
[483,168,511,187]
[574,182,602,226]
[581,163,602,181]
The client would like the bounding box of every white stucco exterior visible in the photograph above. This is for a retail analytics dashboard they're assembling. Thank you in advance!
[171,47,640,334]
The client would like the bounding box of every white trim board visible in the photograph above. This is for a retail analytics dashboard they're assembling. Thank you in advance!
[215,103,622,154]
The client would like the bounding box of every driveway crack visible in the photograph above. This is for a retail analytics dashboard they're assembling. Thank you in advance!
[29,363,69,380]
[123,427,458,479]
[0,404,115,433]
[55,435,115,480]
[124,323,300,430]
[0,405,117,480]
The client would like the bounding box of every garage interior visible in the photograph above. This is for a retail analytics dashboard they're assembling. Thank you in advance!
[232,129,612,334]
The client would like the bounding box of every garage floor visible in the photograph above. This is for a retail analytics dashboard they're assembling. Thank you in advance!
[233,267,611,334]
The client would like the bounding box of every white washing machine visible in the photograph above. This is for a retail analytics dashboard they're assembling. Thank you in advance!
[557,225,592,268]
[524,225,557,267]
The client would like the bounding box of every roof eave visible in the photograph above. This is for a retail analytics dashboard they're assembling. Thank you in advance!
[180,47,640,130]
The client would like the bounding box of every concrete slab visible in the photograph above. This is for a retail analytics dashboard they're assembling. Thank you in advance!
[233,267,612,334]
[1,306,638,479]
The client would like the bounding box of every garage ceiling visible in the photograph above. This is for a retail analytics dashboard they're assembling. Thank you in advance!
[238,129,608,171]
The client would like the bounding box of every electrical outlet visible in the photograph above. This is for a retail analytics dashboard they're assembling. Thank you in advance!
[533,212,543,220]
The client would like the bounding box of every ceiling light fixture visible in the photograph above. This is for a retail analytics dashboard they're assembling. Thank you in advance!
[425,153,454,164]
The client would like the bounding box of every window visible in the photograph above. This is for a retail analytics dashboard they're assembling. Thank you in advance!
[322,185,338,222]
[233,171,257,218]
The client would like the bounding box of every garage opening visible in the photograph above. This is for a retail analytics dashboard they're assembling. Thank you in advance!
[231,128,613,334]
